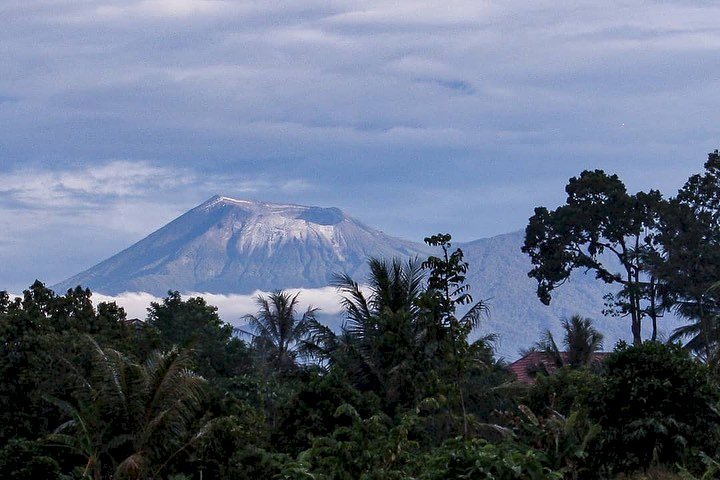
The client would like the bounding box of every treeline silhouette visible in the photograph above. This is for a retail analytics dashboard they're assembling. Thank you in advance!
[3,153,720,479]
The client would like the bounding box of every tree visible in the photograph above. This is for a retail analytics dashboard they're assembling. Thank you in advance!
[561,315,604,368]
[653,150,720,360]
[272,371,381,455]
[147,291,248,377]
[666,280,720,365]
[535,315,604,369]
[0,282,137,448]
[243,290,317,372]
[47,337,208,480]
[588,342,720,474]
[307,240,494,438]
[0,439,61,479]
[523,170,665,345]
[419,234,490,437]
[305,257,427,410]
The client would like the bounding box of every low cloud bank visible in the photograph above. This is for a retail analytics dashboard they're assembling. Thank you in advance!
[91,286,346,326]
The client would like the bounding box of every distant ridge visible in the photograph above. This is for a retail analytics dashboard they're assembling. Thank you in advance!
[55,195,681,358]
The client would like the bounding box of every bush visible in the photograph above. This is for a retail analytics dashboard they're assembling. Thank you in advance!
[228,446,295,480]
[589,342,720,474]
[272,372,380,455]
[0,439,61,479]
[526,366,604,416]
[416,437,562,480]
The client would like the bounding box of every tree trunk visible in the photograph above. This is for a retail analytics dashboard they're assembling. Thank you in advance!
[699,294,711,361]
[631,315,642,346]
[631,288,642,346]
[650,277,658,342]
[628,268,643,346]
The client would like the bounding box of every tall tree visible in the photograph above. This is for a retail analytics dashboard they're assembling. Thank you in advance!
[654,151,720,359]
[420,234,489,436]
[523,170,665,345]
[305,258,426,409]
[420,234,488,347]
[0,282,136,447]
[243,290,317,372]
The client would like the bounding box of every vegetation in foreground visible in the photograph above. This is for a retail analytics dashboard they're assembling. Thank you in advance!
[3,152,720,479]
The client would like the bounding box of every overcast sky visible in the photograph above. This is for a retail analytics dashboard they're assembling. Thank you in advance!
[2,0,720,293]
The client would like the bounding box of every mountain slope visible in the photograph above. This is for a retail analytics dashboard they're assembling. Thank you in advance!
[458,231,670,358]
[55,196,680,358]
[54,196,429,295]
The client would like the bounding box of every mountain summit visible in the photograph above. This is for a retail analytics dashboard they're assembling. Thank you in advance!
[55,195,678,358]
[54,196,428,295]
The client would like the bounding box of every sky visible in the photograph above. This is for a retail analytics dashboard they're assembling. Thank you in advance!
[2,0,720,295]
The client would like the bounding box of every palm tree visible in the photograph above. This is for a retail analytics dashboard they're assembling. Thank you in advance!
[115,348,208,479]
[47,336,208,480]
[563,315,604,367]
[243,290,318,372]
[46,342,129,480]
[305,258,429,407]
[669,282,720,363]
[536,315,604,369]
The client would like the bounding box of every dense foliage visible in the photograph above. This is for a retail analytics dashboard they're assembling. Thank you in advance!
[3,151,720,479]
[589,342,720,475]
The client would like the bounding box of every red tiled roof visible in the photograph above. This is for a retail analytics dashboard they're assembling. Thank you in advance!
[508,351,611,384]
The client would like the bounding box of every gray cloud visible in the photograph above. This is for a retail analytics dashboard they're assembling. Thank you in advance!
[0,161,313,291]
[2,1,720,290]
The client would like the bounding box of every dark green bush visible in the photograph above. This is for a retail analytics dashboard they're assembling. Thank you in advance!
[589,341,720,474]
[416,437,562,480]
[526,366,604,416]
[0,439,61,479]
[272,372,381,455]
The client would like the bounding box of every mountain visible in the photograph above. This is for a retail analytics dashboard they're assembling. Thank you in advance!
[55,195,681,358]
[459,231,658,358]
[54,196,429,296]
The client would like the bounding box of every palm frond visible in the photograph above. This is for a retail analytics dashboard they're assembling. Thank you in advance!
[332,272,373,328]
[460,299,490,331]
[536,330,564,368]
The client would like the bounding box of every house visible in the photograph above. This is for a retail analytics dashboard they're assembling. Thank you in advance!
[508,351,611,384]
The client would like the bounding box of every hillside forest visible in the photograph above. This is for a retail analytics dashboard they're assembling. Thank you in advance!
[4,151,720,479]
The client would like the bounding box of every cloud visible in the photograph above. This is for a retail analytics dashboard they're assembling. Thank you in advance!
[0,161,312,212]
[0,161,314,292]
[0,161,190,209]
[94,0,232,19]
[2,0,720,292]
[90,286,346,326]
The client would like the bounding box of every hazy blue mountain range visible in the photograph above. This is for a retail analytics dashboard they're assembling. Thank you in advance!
[458,232,660,358]
[54,196,681,358]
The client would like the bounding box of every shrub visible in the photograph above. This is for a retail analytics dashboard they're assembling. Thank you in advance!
[0,439,61,479]
[416,437,562,480]
[589,342,720,474]
[526,366,604,416]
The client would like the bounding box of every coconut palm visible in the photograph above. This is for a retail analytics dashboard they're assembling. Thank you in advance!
[669,282,720,363]
[536,315,604,369]
[304,258,428,406]
[243,290,318,372]
[114,348,208,479]
[46,342,129,480]
[47,336,208,480]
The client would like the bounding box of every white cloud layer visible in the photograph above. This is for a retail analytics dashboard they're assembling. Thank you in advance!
[90,286,346,326]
